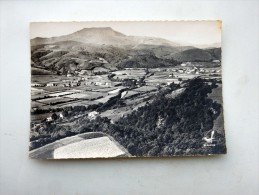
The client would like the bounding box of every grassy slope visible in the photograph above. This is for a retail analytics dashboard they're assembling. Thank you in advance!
[208,85,225,135]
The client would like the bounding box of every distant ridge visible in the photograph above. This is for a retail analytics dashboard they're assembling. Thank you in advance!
[30,27,221,74]
[31,27,180,48]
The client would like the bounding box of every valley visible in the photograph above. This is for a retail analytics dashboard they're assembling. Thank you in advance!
[29,25,226,158]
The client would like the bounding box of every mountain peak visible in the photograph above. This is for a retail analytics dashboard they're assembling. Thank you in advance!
[31,27,178,48]
[73,27,125,37]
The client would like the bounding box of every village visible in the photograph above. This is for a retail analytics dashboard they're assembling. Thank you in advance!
[31,62,221,125]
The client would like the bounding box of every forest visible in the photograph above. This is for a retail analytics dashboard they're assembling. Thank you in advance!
[30,78,226,156]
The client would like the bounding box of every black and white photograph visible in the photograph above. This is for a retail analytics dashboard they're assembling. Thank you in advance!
[29,21,226,159]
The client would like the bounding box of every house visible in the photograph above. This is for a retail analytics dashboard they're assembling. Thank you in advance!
[88,111,99,120]
[78,70,89,75]
[45,82,50,87]
[199,69,205,73]
[62,79,71,82]
[31,83,45,87]
[46,82,57,87]
[59,113,64,119]
[80,77,86,81]
[46,116,53,122]
[46,83,54,87]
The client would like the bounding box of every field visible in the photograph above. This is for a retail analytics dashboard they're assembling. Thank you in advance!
[96,94,118,103]
[53,136,127,159]
[30,65,224,157]
[31,87,45,95]
[31,66,219,116]
[48,91,74,97]
[133,85,157,92]
[113,69,146,80]
[31,101,45,108]
[100,107,133,122]
[122,90,142,99]
[208,84,223,104]
[208,84,225,135]
[64,92,104,100]
[37,96,73,105]
[31,112,53,122]
[29,132,129,159]
[28,23,226,159]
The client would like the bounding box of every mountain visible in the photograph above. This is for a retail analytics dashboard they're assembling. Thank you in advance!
[205,48,221,60]
[31,27,179,48]
[31,27,221,74]
[194,42,221,49]
[170,48,221,62]
[31,28,125,47]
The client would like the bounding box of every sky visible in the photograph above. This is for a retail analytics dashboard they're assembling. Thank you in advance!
[30,21,221,46]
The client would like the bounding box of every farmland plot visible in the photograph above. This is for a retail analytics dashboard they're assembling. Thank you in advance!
[31,92,52,100]
[64,93,90,99]
[100,106,134,122]
[31,101,45,108]
[122,90,142,99]
[91,87,116,92]
[64,92,104,100]
[43,86,75,92]
[30,22,225,158]
[48,91,74,97]
[133,85,157,92]
[37,96,73,105]
[31,112,54,122]
[58,100,100,108]
[32,75,77,83]
[29,132,129,159]
[31,87,45,95]
[112,69,146,80]
[96,94,118,104]
[53,136,126,158]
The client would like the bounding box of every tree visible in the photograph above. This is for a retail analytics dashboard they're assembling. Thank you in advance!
[147,146,160,156]
[51,113,58,120]
[62,110,69,117]
[127,142,136,154]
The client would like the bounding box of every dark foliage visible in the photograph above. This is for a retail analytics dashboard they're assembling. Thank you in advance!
[101,78,226,156]
[30,78,226,156]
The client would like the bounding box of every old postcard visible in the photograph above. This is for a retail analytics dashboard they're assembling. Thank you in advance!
[29,21,226,159]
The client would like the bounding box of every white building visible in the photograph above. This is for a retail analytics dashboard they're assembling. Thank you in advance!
[31,83,45,87]
[88,111,99,120]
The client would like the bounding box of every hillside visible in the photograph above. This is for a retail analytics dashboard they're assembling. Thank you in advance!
[118,53,179,68]
[170,48,221,62]
[31,27,221,74]
[31,27,179,48]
